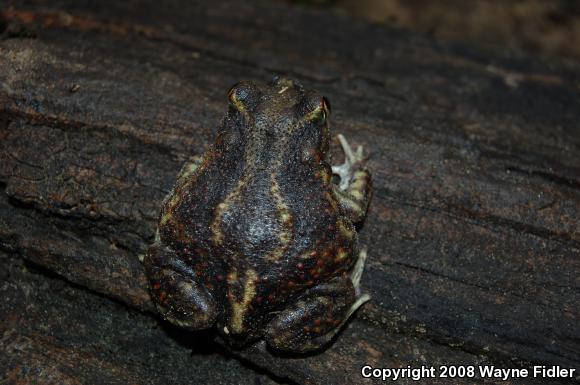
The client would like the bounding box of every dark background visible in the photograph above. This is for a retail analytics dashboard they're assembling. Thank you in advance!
[280,0,580,61]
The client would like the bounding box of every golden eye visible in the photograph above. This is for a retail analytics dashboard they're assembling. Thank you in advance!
[305,97,330,124]
[227,84,237,101]
[228,84,245,111]
[227,81,260,112]
[318,109,327,124]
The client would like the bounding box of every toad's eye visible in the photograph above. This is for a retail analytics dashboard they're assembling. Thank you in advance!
[228,81,261,112]
[305,97,331,124]
[317,109,327,124]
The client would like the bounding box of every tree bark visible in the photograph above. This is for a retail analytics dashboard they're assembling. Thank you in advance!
[1,1,579,384]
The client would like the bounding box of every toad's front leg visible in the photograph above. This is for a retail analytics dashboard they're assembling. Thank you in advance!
[143,243,218,329]
[264,249,370,353]
[332,134,372,223]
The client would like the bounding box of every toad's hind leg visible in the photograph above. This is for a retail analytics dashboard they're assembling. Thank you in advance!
[264,249,370,353]
[143,243,218,330]
[331,134,372,223]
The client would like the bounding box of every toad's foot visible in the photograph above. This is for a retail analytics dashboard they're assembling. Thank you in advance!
[331,135,372,223]
[332,134,366,191]
[343,248,371,324]
[351,247,369,297]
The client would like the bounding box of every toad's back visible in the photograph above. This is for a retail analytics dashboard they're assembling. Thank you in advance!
[162,134,354,275]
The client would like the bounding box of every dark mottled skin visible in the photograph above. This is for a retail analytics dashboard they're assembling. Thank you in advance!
[143,78,372,352]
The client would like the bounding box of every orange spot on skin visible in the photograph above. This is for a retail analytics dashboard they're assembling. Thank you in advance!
[153,283,161,290]
[314,319,321,326]
[159,292,167,302]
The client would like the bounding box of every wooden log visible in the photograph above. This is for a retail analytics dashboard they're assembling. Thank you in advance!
[1,1,579,384]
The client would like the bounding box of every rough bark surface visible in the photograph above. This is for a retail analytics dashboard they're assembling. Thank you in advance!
[1,1,579,384]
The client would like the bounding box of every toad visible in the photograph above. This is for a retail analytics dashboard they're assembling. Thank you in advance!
[143,78,372,352]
